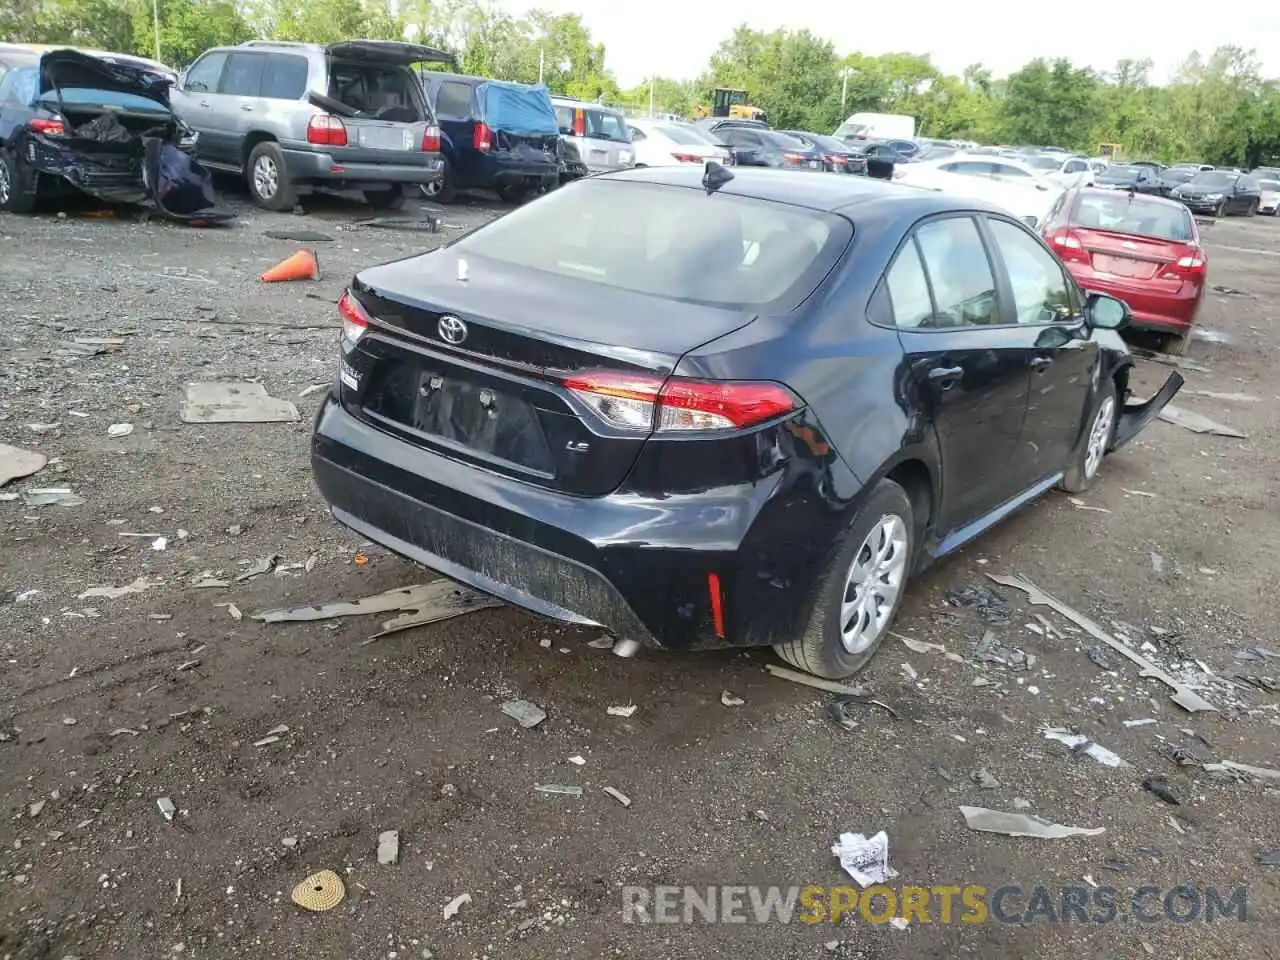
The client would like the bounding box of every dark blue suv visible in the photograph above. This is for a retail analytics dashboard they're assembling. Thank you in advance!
[418,72,559,203]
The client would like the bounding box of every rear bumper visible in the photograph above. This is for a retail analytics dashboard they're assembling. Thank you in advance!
[310,397,816,650]
[282,147,444,185]
[1070,271,1201,334]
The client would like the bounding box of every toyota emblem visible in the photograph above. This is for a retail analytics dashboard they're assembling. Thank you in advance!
[438,315,468,345]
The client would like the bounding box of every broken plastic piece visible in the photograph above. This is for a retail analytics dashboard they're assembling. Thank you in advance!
[1142,776,1179,805]
[960,806,1105,839]
[1158,404,1246,438]
[1043,728,1128,767]
[501,700,547,728]
[606,704,637,718]
[720,691,744,707]
[603,786,632,807]
[534,784,583,796]
[443,892,471,919]
[181,382,300,424]
[377,830,400,865]
[988,574,1217,713]
[157,797,176,821]
[0,444,48,486]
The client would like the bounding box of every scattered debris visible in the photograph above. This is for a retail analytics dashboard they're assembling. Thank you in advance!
[151,536,168,551]
[831,831,898,887]
[1123,718,1158,728]
[443,892,472,920]
[157,797,176,821]
[1143,776,1180,805]
[1233,647,1279,662]
[720,690,744,707]
[900,662,918,681]
[1043,728,1129,768]
[587,635,614,649]
[607,704,638,718]
[1122,488,1158,498]
[973,630,1029,669]
[78,576,157,600]
[255,581,499,639]
[292,870,345,912]
[377,830,400,865]
[829,694,899,727]
[895,633,946,654]
[1087,646,1112,669]
[534,784,583,797]
[989,574,1217,713]
[568,755,585,766]
[107,423,134,438]
[1202,759,1280,781]
[1158,404,1246,439]
[253,725,289,747]
[179,382,301,424]
[602,786,632,808]
[236,555,277,582]
[611,637,642,658]
[1259,849,1280,867]
[765,663,868,696]
[218,602,242,621]
[1149,551,1165,575]
[22,487,85,507]
[946,585,1011,623]
[501,700,547,729]
[960,806,1105,839]
[972,769,1000,789]
[28,800,46,818]
[264,229,335,242]
[1187,390,1260,403]
[1068,497,1111,514]
[0,444,47,486]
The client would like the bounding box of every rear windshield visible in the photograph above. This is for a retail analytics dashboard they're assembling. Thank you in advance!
[584,108,629,142]
[804,133,848,152]
[657,123,712,146]
[36,86,169,114]
[1188,171,1236,189]
[1073,193,1193,242]
[1028,155,1062,170]
[762,130,809,151]
[454,179,851,309]
[1098,165,1140,180]
[327,61,422,121]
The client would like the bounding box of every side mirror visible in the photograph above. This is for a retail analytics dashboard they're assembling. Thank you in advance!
[1086,292,1130,330]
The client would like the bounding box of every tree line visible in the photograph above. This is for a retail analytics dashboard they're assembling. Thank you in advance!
[4,0,1278,166]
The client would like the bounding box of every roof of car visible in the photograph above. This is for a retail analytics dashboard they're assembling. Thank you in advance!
[596,165,1009,219]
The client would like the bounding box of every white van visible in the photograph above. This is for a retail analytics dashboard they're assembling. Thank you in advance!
[834,112,916,141]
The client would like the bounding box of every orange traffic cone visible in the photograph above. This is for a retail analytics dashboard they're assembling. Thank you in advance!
[260,249,320,283]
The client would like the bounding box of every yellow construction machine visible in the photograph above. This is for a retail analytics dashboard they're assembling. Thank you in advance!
[695,88,767,124]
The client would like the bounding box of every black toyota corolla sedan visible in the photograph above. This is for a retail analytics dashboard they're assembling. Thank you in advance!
[311,164,1182,679]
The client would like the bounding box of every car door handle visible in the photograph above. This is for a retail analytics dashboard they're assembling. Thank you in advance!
[927,365,964,388]
[198,101,211,108]
[240,105,254,111]
[1030,356,1053,373]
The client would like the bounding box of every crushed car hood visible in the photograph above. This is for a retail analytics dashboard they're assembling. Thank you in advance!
[39,49,172,108]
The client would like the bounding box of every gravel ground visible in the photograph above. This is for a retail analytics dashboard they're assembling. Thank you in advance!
[1,186,1278,960]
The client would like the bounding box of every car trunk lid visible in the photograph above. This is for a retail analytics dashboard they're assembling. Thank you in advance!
[1071,227,1184,281]
[340,249,757,496]
[38,49,172,108]
[325,41,454,67]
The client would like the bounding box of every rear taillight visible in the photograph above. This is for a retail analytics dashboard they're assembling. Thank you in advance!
[473,122,493,152]
[782,152,808,165]
[562,371,799,433]
[422,124,441,152]
[671,152,702,163]
[1159,248,1207,280]
[572,109,585,137]
[1047,228,1090,263]
[29,118,65,136]
[307,114,347,147]
[824,154,841,164]
[337,289,371,346]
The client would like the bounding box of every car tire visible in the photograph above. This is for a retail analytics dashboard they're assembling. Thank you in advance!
[419,161,456,204]
[773,479,915,680]
[363,187,405,211]
[1059,380,1118,494]
[246,141,296,211]
[1214,199,1227,217]
[1246,199,1258,217]
[0,148,37,214]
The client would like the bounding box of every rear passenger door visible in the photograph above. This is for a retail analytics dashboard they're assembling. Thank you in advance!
[431,79,476,179]
[212,52,265,167]
[982,216,1096,482]
[885,215,1034,533]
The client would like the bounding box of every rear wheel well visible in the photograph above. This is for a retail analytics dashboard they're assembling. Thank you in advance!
[1113,363,1131,402]
[242,132,278,172]
[885,459,934,544]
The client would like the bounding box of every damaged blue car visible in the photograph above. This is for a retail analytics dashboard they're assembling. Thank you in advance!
[0,46,224,221]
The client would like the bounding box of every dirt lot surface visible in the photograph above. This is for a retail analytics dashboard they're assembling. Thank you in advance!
[1,186,1278,960]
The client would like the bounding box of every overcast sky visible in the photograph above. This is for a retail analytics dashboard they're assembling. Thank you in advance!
[495,1,1280,88]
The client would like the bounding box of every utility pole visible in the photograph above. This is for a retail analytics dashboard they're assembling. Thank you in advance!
[648,75,654,117]
[538,48,544,85]
[840,69,852,110]
[152,0,162,61]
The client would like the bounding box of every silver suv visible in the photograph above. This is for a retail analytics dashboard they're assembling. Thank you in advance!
[171,40,452,210]
[550,97,634,174]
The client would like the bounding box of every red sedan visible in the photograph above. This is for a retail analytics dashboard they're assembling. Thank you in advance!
[1040,187,1206,350]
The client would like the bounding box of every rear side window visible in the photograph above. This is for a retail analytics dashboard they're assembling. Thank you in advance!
[183,52,226,93]
[219,53,264,96]
[554,104,573,133]
[259,54,308,100]
[0,66,36,106]
[992,163,1031,178]
[913,218,999,327]
[455,179,851,309]
[584,109,629,142]
[435,81,473,119]
[941,161,992,176]
[884,240,935,328]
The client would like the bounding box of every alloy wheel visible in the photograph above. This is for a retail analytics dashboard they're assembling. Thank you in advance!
[253,155,278,200]
[1084,396,1116,480]
[0,161,11,206]
[838,514,909,654]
